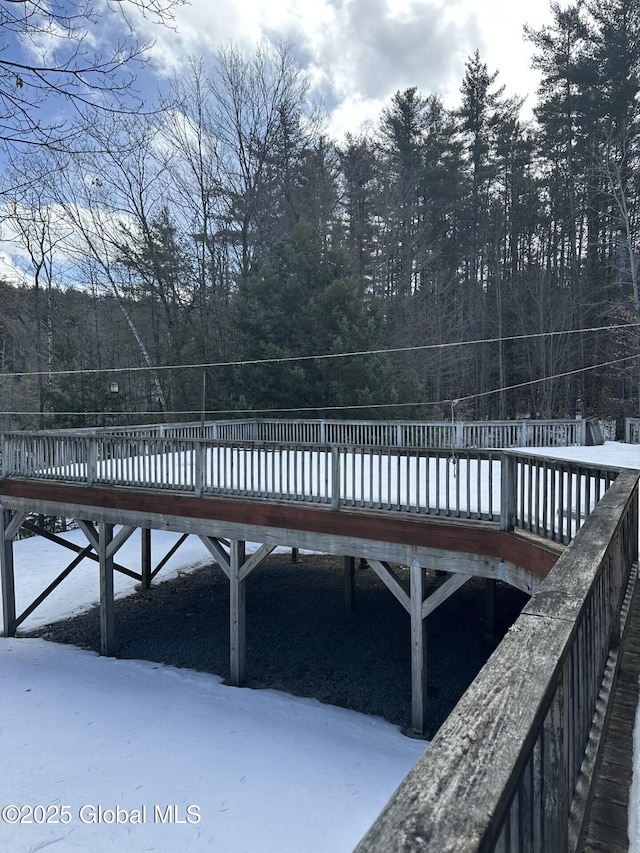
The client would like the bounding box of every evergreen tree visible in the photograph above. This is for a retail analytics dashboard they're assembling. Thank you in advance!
[338,133,381,282]
[233,222,394,414]
[526,2,597,414]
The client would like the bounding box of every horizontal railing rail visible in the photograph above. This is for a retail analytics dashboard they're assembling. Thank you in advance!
[41,417,597,448]
[0,433,621,536]
[356,468,640,853]
[0,433,503,521]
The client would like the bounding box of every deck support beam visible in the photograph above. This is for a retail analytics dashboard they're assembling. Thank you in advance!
[229,540,246,686]
[199,537,275,686]
[410,559,427,737]
[198,536,231,579]
[5,510,28,542]
[141,527,152,589]
[367,558,468,737]
[99,522,115,656]
[1,508,16,637]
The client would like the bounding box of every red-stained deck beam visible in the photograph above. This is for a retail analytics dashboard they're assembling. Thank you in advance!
[0,478,559,580]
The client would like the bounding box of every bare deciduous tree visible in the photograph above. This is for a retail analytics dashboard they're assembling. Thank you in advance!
[0,0,186,150]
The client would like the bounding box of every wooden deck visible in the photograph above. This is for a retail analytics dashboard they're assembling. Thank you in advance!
[1,430,638,847]
[582,563,640,852]
[0,475,563,738]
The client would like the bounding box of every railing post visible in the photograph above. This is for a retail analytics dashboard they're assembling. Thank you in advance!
[87,439,97,487]
[331,446,341,511]
[0,435,7,477]
[454,422,464,449]
[194,441,203,498]
[501,452,516,531]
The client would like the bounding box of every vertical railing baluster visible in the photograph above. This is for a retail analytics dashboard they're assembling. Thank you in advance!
[195,441,203,498]
[331,446,340,511]
[549,463,557,541]
[558,468,566,543]
[576,467,583,533]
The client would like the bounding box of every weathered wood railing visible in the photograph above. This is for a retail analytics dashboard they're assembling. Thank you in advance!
[54,417,599,449]
[0,433,620,534]
[1,428,635,850]
[356,467,639,853]
[626,417,640,443]
[503,453,618,544]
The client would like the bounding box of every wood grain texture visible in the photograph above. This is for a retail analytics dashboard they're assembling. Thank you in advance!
[582,563,640,853]
[0,478,559,581]
[355,471,639,852]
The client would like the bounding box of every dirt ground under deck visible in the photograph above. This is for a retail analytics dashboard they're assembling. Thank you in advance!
[24,553,529,737]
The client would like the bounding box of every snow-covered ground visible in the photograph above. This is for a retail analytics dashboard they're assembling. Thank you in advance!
[0,441,638,851]
[1,532,426,852]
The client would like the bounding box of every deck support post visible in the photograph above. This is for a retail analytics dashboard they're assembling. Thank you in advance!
[141,527,152,589]
[410,559,427,737]
[344,556,355,611]
[292,547,299,563]
[1,508,16,637]
[99,522,115,656]
[229,539,247,687]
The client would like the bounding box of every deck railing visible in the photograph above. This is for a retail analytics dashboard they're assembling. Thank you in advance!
[0,432,621,535]
[356,468,640,853]
[503,452,619,544]
[52,417,597,448]
[626,417,640,443]
[0,426,635,851]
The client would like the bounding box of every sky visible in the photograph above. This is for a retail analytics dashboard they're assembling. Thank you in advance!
[0,0,572,286]
[0,441,638,851]
[136,0,571,138]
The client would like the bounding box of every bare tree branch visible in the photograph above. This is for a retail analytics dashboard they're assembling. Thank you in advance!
[0,0,186,150]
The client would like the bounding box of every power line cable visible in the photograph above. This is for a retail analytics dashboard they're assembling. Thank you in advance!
[3,353,637,419]
[0,322,636,380]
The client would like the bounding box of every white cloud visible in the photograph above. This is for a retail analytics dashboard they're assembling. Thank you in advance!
[71,1,580,137]
[0,250,31,287]
[137,0,485,137]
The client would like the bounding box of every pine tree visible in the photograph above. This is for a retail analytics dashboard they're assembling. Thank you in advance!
[232,222,394,414]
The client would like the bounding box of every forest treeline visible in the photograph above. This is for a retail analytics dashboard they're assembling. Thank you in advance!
[0,0,639,430]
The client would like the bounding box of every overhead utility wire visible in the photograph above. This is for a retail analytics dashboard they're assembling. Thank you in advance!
[4,353,637,419]
[0,322,636,381]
